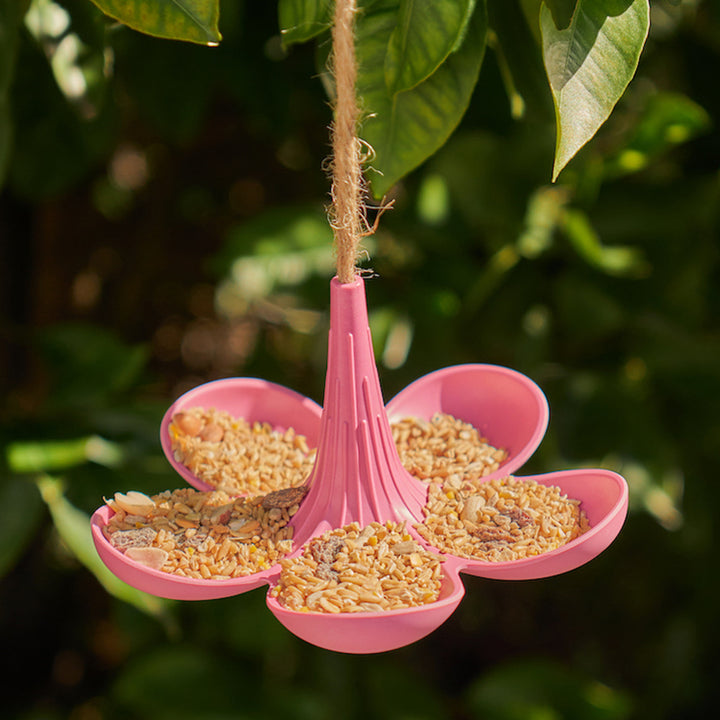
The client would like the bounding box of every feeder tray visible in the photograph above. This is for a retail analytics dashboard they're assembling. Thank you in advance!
[92,275,628,653]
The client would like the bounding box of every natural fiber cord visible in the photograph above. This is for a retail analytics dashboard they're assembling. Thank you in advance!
[329,0,364,283]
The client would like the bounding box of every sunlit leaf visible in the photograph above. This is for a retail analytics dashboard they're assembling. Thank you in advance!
[541,0,650,180]
[279,0,333,47]
[24,0,110,112]
[36,475,174,625]
[561,207,647,276]
[7,436,125,474]
[89,0,221,45]
[516,185,568,258]
[358,0,488,198]
[385,0,476,94]
[0,477,43,578]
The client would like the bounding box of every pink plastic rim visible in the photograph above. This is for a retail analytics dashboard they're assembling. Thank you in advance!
[159,377,323,492]
[91,504,280,600]
[265,555,466,654]
[445,468,629,580]
[386,363,549,480]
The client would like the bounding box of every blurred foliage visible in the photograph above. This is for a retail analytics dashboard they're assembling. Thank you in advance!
[1,0,719,719]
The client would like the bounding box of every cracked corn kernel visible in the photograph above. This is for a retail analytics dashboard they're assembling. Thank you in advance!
[104,486,306,579]
[272,521,443,613]
[415,475,589,562]
[170,408,316,496]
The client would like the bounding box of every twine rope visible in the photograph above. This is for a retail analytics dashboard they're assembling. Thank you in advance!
[330,0,364,284]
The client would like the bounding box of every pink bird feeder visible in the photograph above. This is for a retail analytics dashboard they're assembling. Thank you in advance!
[91,0,628,654]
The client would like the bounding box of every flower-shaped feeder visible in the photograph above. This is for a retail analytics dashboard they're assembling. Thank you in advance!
[92,275,628,654]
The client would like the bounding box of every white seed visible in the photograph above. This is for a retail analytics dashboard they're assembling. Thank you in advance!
[114,491,155,518]
[125,547,169,570]
[460,494,485,522]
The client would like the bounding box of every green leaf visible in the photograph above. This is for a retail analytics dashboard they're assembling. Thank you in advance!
[279,0,333,47]
[385,0,476,94]
[561,207,648,276]
[7,436,125,474]
[545,0,577,29]
[0,477,44,578]
[541,0,650,181]
[89,0,221,45]
[36,475,175,625]
[358,0,488,198]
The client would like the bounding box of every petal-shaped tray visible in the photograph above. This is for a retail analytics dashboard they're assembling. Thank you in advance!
[92,276,628,653]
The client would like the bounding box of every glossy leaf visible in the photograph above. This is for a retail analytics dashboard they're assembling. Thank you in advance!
[358,0,488,198]
[36,476,174,624]
[385,0,475,94]
[279,0,333,47]
[89,0,221,45]
[541,0,650,180]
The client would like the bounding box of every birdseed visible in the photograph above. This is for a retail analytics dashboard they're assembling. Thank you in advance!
[415,475,590,562]
[392,412,508,482]
[271,521,444,613]
[103,487,303,579]
[169,408,316,495]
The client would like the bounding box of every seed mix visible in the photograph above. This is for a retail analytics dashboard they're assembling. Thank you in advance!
[103,486,307,579]
[271,521,444,613]
[169,408,316,496]
[415,474,590,562]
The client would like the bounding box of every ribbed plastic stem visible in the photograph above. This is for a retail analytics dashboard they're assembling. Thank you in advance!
[290,276,427,545]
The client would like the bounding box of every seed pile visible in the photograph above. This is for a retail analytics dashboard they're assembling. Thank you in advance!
[103,486,308,579]
[392,413,507,482]
[146,407,586,587]
[169,408,316,495]
[415,475,590,562]
[271,521,444,613]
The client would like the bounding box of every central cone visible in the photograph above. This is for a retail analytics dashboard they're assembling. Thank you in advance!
[290,276,427,545]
